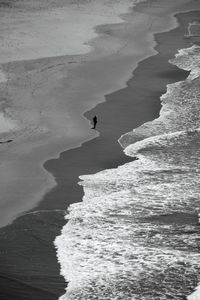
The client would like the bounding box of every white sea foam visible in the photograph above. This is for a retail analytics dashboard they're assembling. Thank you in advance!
[172,45,200,79]
[55,34,200,300]
[188,285,200,300]
[56,129,200,299]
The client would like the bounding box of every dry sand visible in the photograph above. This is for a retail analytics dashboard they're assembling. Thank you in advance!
[0,1,132,63]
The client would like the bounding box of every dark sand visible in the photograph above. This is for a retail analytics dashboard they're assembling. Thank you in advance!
[0,9,199,300]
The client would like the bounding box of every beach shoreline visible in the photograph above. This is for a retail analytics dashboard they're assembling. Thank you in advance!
[55,8,200,300]
[34,0,198,211]
[0,0,198,229]
[0,1,200,299]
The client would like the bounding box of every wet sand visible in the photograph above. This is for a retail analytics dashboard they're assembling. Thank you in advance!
[1,2,200,300]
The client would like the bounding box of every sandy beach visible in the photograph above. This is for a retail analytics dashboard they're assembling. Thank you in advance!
[0,0,136,227]
[0,0,198,228]
[0,0,200,299]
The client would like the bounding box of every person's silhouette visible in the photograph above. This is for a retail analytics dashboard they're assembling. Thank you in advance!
[92,115,97,129]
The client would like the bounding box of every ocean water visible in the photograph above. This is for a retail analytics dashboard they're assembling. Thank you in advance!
[55,30,200,300]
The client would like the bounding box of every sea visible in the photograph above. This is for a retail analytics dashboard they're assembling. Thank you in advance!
[55,17,200,300]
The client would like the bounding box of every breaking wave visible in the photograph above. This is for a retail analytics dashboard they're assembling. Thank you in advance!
[55,44,200,299]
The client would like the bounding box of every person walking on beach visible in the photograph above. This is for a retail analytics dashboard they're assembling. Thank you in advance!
[91,115,97,129]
